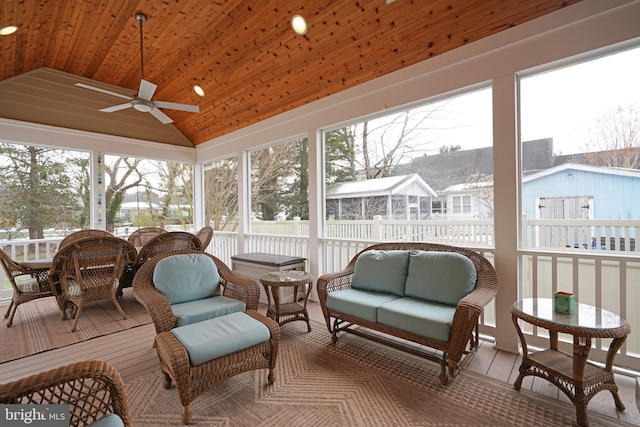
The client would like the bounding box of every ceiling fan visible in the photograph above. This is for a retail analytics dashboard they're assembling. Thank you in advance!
[75,12,199,124]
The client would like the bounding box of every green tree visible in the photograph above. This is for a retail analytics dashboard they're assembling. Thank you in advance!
[103,157,144,232]
[156,162,193,227]
[0,143,81,238]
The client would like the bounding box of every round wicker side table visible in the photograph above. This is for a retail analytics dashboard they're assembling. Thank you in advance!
[511,298,630,427]
[260,270,313,331]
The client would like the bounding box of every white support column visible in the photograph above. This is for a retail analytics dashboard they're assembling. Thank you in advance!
[492,74,520,353]
[237,150,250,254]
[307,130,323,296]
[192,162,204,230]
[91,151,106,231]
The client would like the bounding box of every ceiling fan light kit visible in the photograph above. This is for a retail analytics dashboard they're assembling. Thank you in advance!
[74,11,199,124]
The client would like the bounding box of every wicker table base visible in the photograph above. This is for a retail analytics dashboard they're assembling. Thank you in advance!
[511,298,630,427]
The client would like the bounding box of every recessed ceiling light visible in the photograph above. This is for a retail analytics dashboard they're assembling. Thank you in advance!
[193,85,205,97]
[0,25,18,36]
[291,15,307,36]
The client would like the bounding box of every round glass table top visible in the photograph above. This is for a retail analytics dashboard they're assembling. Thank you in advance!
[513,298,627,331]
[260,270,312,286]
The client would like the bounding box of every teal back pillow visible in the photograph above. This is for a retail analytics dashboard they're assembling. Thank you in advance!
[404,251,477,306]
[153,254,221,304]
[351,250,409,296]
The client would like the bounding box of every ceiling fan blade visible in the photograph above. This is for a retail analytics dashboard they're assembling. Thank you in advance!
[138,79,157,101]
[153,101,200,113]
[75,83,132,100]
[100,103,133,113]
[149,107,174,124]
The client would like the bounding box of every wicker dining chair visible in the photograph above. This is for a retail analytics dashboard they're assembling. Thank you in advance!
[52,236,134,332]
[195,226,214,249]
[127,226,167,248]
[135,231,203,267]
[0,249,55,327]
[58,229,113,249]
[0,360,131,427]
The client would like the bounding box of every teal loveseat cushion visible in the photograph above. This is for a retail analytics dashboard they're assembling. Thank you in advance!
[351,250,409,296]
[326,288,401,322]
[171,311,271,366]
[404,251,476,306]
[377,297,457,342]
[87,413,124,427]
[172,296,246,327]
[153,253,221,304]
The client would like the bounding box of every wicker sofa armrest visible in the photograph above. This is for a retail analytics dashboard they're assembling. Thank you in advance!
[0,360,131,427]
[316,268,355,333]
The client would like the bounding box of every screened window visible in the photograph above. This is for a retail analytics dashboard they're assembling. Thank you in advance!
[104,154,194,233]
[249,138,309,235]
[520,47,640,252]
[0,142,90,240]
[203,157,238,231]
[323,86,493,242]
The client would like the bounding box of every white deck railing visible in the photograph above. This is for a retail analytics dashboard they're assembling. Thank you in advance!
[1,218,638,370]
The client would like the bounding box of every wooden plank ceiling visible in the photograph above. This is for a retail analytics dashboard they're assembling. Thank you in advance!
[0,0,580,147]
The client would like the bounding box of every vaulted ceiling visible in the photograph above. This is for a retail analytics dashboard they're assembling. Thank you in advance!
[0,0,580,148]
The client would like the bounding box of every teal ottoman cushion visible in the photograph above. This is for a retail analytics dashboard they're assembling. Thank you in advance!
[171,312,271,366]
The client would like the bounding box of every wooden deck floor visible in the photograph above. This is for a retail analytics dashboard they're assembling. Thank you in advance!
[1,301,638,425]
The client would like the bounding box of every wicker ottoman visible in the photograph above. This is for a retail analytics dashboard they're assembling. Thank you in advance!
[155,310,280,424]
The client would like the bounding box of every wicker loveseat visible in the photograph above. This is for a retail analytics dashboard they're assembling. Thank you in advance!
[317,242,498,384]
[133,249,260,335]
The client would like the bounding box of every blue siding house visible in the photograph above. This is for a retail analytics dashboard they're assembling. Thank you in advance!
[522,163,640,220]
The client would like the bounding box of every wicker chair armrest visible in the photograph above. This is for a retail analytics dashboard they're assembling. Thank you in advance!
[133,285,176,334]
[0,360,131,427]
[213,257,260,311]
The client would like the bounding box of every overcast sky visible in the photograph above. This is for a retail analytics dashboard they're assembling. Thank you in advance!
[418,45,640,156]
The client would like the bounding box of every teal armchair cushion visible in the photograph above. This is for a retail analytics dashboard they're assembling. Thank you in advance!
[351,250,409,296]
[172,296,246,327]
[87,413,125,427]
[153,254,221,304]
[404,251,476,306]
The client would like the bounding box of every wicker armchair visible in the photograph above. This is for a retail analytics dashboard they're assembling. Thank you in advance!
[317,242,498,384]
[195,226,214,249]
[135,231,202,268]
[133,249,260,335]
[0,360,131,427]
[127,226,167,248]
[59,229,113,249]
[1,249,55,327]
[52,236,135,332]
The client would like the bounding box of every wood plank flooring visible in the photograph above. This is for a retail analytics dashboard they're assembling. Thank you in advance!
[1,301,638,425]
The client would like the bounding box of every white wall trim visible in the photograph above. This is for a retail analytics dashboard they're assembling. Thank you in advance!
[0,118,196,163]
